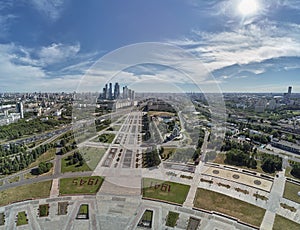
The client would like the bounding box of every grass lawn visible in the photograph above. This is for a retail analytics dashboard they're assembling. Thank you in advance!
[213,153,275,176]
[111,125,121,131]
[0,180,52,207]
[28,148,56,169]
[141,210,153,222]
[8,176,20,183]
[142,178,190,205]
[194,188,265,227]
[81,147,106,170]
[169,148,196,163]
[0,180,3,186]
[213,153,226,164]
[16,211,28,226]
[61,147,106,173]
[273,215,300,230]
[0,213,4,225]
[166,211,179,227]
[138,210,153,228]
[61,156,91,173]
[25,168,53,179]
[285,166,300,181]
[78,204,89,215]
[98,133,115,143]
[283,181,300,204]
[24,172,37,179]
[161,148,176,160]
[59,176,104,195]
[39,204,49,217]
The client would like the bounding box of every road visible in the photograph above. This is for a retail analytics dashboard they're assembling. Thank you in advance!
[259,146,300,164]
[0,170,92,192]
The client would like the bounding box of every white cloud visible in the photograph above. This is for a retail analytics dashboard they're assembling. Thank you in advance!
[0,43,46,91]
[29,0,65,21]
[0,42,99,92]
[170,20,300,73]
[38,43,80,66]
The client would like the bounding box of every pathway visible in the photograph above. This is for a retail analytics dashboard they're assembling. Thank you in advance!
[260,170,286,230]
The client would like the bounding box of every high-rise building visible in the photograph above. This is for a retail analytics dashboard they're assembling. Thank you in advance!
[123,86,128,99]
[103,84,109,99]
[17,101,24,119]
[128,89,132,100]
[102,85,107,99]
[108,83,113,100]
[114,82,120,99]
[288,86,292,95]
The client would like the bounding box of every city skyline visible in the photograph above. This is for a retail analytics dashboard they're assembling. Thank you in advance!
[100,82,135,100]
[0,1,300,93]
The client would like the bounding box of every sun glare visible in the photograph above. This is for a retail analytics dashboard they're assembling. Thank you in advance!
[238,0,259,16]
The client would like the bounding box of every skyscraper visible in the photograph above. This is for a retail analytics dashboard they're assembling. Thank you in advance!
[17,102,24,119]
[128,89,132,100]
[104,84,108,99]
[114,82,120,99]
[123,86,128,99]
[288,86,292,95]
[102,85,107,99]
[108,83,113,100]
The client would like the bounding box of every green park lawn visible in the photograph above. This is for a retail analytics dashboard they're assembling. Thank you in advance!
[140,209,153,222]
[78,204,89,215]
[28,148,56,169]
[142,178,190,205]
[161,148,176,160]
[98,133,115,143]
[194,188,265,227]
[16,211,28,226]
[61,147,106,173]
[61,156,91,173]
[273,215,300,230]
[166,211,179,227]
[283,181,300,204]
[0,213,5,225]
[0,181,52,207]
[59,176,104,195]
[39,204,50,217]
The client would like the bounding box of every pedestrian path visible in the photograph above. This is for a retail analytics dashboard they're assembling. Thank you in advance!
[260,170,286,230]
[50,178,59,198]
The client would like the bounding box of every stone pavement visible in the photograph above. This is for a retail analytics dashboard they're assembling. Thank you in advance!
[50,178,59,198]
[260,170,286,230]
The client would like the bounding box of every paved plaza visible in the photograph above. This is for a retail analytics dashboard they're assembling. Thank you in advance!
[0,107,300,230]
[203,166,273,192]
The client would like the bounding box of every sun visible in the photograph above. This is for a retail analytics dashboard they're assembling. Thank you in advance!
[238,0,259,16]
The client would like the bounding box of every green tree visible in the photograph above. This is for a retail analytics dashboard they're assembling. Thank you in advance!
[291,165,300,179]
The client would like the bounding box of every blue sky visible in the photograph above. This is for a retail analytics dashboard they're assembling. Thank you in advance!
[0,0,300,93]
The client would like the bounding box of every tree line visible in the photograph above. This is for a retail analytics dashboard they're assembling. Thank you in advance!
[0,118,68,140]
[0,143,27,158]
[192,129,205,163]
[223,140,282,173]
[143,147,161,168]
[0,143,53,175]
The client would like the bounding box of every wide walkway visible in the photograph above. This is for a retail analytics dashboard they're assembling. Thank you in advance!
[183,131,210,208]
[260,170,286,230]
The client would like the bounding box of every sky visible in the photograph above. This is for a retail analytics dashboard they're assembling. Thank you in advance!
[0,0,300,93]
